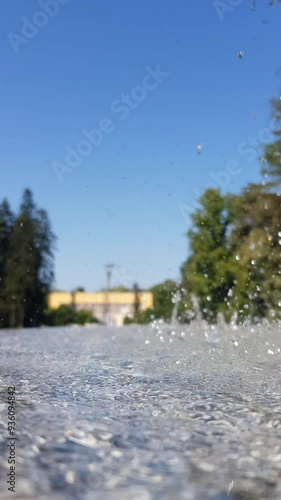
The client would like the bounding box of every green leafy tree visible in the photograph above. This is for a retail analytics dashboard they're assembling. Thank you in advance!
[125,280,182,324]
[150,280,178,321]
[46,305,99,326]
[47,305,75,326]
[75,309,98,325]
[124,308,154,325]
[230,184,281,320]
[181,189,238,322]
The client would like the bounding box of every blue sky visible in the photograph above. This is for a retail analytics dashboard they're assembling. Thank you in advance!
[0,0,280,291]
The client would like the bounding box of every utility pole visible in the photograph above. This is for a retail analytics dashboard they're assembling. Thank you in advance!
[133,283,140,320]
[71,290,76,311]
[104,264,114,325]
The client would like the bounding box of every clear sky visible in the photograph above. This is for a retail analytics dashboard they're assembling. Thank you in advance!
[0,0,280,292]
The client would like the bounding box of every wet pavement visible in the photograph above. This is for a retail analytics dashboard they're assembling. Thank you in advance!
[0,321,281,499]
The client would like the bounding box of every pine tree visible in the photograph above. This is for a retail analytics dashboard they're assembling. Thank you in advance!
[0,200,14,327]
[5,189,56,328]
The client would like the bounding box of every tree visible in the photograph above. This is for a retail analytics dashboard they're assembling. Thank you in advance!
[0,200,14,327]
[4,189,56,328]
[230,183,281,320]
[45,305,99,326]
[150,280,179,321]
[47,305,75,326]
[181,189,238,322]
[75,309,98,325]
[125,280,181,324]
[124,308,154,325]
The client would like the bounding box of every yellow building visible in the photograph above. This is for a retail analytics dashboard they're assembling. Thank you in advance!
[48,291,153,327]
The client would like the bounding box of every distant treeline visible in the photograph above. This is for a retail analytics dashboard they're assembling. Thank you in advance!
[0,189,55,328]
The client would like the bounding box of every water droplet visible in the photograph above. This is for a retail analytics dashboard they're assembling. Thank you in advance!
[65,471,76,484]
[197,144,203,154]
[238,51,244,58]
[145,340,150,345]
[111,450,122,458]
[235,255,240,261]
[228,480,234,494]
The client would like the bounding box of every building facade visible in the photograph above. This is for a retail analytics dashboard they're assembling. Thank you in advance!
[48,291,153,327]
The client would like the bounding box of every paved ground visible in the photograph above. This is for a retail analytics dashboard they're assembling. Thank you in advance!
[0,321,281,499]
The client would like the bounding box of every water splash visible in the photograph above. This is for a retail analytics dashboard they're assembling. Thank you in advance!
[171,290,181,326]
[191,295,203,323]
